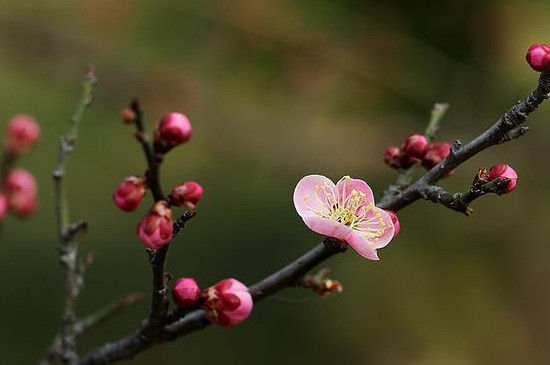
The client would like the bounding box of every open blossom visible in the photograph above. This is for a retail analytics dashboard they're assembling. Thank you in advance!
[293,175,395,260]
[3,114,40,155]
[137,201,173,249]
[203,278,253,327]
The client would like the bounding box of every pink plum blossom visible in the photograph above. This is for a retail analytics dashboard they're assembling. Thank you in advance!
[293,175,395,260]
[203,278,253,327]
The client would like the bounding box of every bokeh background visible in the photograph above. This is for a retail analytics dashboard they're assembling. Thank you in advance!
[1,1,550,364]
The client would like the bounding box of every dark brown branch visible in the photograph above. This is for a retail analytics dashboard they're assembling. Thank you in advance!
[129,99,173,336]
[78,72,550,364]
[379,70,550,212]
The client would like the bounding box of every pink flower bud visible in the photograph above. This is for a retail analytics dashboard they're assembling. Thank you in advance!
[384,146,401,169]
[487,164,517,194]
[113,176,147,212]
[421,142,451,169]
[401,134,428,160]
[3,114,40,155]
[526,44,550,72]
[203,278,253,328]
[168,181,204,209]
[172,277,200,308]
[384,210,400,238]
[0,194,8,221]
[5,169,37,218]
[154,112,192,154]
[137,201,173,249]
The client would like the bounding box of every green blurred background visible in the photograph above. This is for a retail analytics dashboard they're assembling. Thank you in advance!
[1,0,550,364]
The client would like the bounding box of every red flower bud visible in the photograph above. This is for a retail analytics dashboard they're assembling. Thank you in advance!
[3,114,40,155]
[168,181,203,209]
[137,201,173,249]
[384,210,400,238]
[154,112,192,154]
[120,108,136,124]
[202,278,253,328]
[0,194,8,221]
[5,169,37,218]
[172,278,200,308]
[526,44,550,72]
[401,134,428,160]
[421,142,451,169]
[113,176,147,212]
[384,146,401,169]
[487,164,517,194]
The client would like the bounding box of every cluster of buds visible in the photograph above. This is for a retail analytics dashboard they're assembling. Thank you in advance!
[526,44,550,72]
[0,115,40,221]
[385,134,451,171]
[172,277,253,328]
[113,109,204,249]
[473,164,518,195]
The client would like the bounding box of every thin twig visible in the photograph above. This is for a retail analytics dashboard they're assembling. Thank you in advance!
[48,67,97,365]
[128,99,171,335]
[39,293,144,365]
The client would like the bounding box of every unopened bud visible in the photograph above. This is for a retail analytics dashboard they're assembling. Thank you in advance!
[120,108,136,124]
[526,44,550,72]
[202,278,253,328]
[384,146,401,169]
[172,277,200,308]
[5,169,37,218]
[113,176,147,212]
[401,134,428,160]
[421,142,451,169]
[384,210,400,238]
[3,115,40,155]
[168,181,203,209]
[153,112,192,154]
[487,164,517,194]
[0,194,8,221]
[137,201,173,249]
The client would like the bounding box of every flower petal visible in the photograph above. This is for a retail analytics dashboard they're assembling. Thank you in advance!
[353,207,395,249]
[336,176,374,210]
[347,231,379,260]
[302,216,352,242]
[293,175,337,218]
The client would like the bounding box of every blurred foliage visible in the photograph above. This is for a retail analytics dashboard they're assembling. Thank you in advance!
[1,0,550,364]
